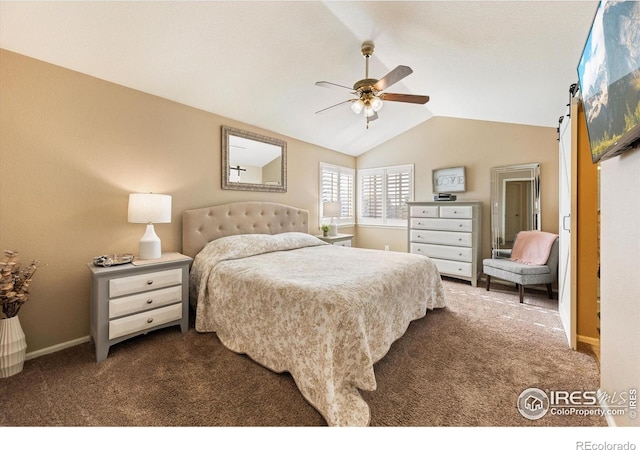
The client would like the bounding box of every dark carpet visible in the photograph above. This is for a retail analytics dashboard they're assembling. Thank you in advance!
[0,279,605,427]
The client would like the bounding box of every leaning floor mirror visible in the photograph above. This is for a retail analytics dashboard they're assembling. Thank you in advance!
[221,125,287,193]
[490,163,541,256]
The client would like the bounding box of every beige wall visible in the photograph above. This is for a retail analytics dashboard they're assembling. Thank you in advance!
[262,157,281,185]
[599,145,640,426]
[0,50,355,353]
[355,116,560,258]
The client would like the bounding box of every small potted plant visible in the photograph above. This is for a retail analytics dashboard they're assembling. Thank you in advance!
[0,250,39,378]
[320,224,330,237]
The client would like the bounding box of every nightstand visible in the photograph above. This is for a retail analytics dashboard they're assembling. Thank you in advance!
[316,233,354,247]
[87,252,192,362]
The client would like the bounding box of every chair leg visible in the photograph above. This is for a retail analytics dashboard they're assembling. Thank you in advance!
[518,284,524,303]
[486,275,491,291]
[546,283,553,299]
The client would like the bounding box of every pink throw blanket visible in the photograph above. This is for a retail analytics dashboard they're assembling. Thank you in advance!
[510,231,558,265]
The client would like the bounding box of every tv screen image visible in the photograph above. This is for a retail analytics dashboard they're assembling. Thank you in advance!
[577,1,640,163]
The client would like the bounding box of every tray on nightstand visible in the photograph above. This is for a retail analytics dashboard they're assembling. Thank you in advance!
[92,254,134,267]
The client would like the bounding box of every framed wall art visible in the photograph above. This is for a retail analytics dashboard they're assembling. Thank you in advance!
[432,166,466,193]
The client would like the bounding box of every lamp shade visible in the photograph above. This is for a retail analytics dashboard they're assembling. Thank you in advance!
[371,96,383,112]
[128,193,172,224]
[351,99,364,114]
[323,201,341,218]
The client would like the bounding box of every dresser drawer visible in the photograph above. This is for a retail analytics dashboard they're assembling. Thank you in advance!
[410,243,472,262]
[439,205,473,219]
[109,268,182,298]
[109,285,182,319]
[431,258,473,278]
[109,303,182,340]
[410,218,472,232]
[409,205,438,218]
[409,230,472,247]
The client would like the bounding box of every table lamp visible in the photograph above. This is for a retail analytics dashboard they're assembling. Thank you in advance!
[322,201,341,237]
[128,193,171,259]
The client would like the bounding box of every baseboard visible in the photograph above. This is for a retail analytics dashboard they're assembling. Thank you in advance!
[577,334,600,346]
[577,334,600,361]
[25,335,90,361]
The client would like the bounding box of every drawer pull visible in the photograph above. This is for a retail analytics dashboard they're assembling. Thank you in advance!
[147,280,153,285]
[147,318,154,324]
[458,238,463,241]
[459,224,463,227]
[146,299,153,304]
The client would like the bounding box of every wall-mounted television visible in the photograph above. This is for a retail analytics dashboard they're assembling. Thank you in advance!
[577,0,640,163]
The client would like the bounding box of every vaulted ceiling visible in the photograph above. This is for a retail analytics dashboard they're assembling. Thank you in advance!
[0,1,598,156]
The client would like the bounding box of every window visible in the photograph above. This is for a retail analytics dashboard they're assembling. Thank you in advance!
[319,163,355,226]
[358,164,414,226]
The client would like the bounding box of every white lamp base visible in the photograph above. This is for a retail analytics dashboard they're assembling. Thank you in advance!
[328,218,338,237]
[138,223,161,259]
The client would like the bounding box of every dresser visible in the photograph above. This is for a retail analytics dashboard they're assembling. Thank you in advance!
[407,201,482,287]
[87,253,192,362]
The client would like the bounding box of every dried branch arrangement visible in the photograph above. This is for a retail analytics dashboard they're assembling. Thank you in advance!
[0,251,39,319]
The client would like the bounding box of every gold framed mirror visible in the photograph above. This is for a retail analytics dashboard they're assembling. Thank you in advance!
[221,126,287,192]
[490,163,541,253]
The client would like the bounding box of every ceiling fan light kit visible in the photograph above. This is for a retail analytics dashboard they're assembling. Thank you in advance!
[315,41,430,128]
[351,99,364,114]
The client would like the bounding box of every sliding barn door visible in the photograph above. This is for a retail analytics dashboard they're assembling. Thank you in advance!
[558,102,577,349]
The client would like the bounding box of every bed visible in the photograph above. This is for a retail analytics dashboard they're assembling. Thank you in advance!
[183,201,446,426]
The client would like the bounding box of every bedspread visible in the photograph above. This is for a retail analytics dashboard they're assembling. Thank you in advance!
[191,232,446,426]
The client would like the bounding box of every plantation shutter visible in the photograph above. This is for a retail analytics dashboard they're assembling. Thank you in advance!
[321,167,339,203]
[386,167,411,224]
[358,165,413,226]
[359,169,384,225]
[339,171,354,219]
[319,163,355,226]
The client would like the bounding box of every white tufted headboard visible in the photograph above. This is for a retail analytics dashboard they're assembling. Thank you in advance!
[182,202,309,258]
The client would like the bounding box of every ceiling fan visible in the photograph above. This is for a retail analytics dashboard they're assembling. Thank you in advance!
[315,41,430,128]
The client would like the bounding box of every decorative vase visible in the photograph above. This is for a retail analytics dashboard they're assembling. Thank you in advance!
[0,316,27,378]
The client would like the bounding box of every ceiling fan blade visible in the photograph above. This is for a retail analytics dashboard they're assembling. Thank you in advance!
[315,81,354,91]
[315,99,353,114]
[381,93,430,104]
[373,65,413,91]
